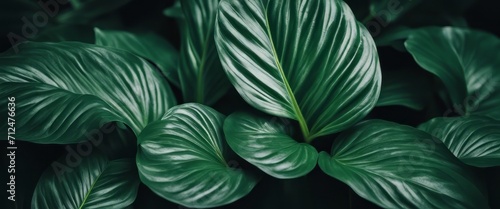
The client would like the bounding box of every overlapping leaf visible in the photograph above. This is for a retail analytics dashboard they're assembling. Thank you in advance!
[32,152,139,209]
[377,69,432,110]
[405,27,500,119]
[136,104,258,208]
[177,0,230,104]
[419,116,500,167]
[215,0,381,141]
[224,112,318,178]
[319,120,489,209]
[0,42,176,144]
[95,28,180,87]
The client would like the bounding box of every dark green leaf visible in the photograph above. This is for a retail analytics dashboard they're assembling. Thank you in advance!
[215,0,381,142]
[136,103,259,208]
[58,0,132,24]
[164,0,183,19]
[32,152,139,209]
[318,120,489,209]
[95,28,180,87]
[224,112,318,179]
[366,0,421,24]
[376,69,431,110]
[419,116,500,167]
[177,0,230,105]
[405,27,500,119]
[0,42,176,144]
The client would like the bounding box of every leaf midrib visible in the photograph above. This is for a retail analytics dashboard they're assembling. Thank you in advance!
[78,165,106,209]
[263,2,311,142]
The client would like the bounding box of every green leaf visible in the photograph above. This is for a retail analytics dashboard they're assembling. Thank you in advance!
[32,152,139,209]
[0,42,176,144]
[405,27,500,119]
[224,112,318,179]
[164,0,183,19]
[318,120,489,209]
[177,0,230,105]
[215,0,381,142]
[376,69,431,110]
[136,103,259,208]
[419,116,500,167]
[95,28,180,87]
[58,0,132,24]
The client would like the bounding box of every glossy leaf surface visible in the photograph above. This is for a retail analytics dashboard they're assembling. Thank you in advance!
[419,116,500,167]
[137,104,258,208]
[95,28,180,87]
[178,0,230,104]
[224,112,318,179]
[405,27,500,119]
[319,120,489,209]
[215,0,381,141]
[0,42,176,144]
[32,152,139,209]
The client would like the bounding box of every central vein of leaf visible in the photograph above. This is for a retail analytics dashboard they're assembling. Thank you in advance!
[264,5,311,142]
[78,166,105,209]
[196,16,215,104]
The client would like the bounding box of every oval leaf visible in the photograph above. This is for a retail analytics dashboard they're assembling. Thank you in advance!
[318,120,489,209]
[224,112,318,179]
[178,0,230,104]
[32,152,139,209]
[215,0,381,141]
[419,116,500,167]
[405,27,500,119]
[0,42,176,144]
[95,28,180,87]
[136,103,258,208]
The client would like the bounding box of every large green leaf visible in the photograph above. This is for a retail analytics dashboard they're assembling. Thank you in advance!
[177,0,230,105]
[32,152,139,209]
[405,27,500,119]
[95,28,180,87]
[376,69,432,110]
[224,112,318,179]
[136,103,259,208]
[215,0,381,142]
[419,116,500,167]
[318,120,489,209]
[0,42,176,144]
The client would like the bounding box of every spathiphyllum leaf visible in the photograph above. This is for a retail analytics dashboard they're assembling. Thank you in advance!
[32,152,139,209]
[405,27,500,119]
[376,69,431,110]
[177,0,230,105]
[0,42,176,144]
[419,116,500,167]
[95,28,180,87]
[215,0,381,142]
[224,112,318,179]
[136,103,258,208]
[318,120,489,209]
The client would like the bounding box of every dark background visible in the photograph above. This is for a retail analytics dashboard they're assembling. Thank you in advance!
[1,0,499,208]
